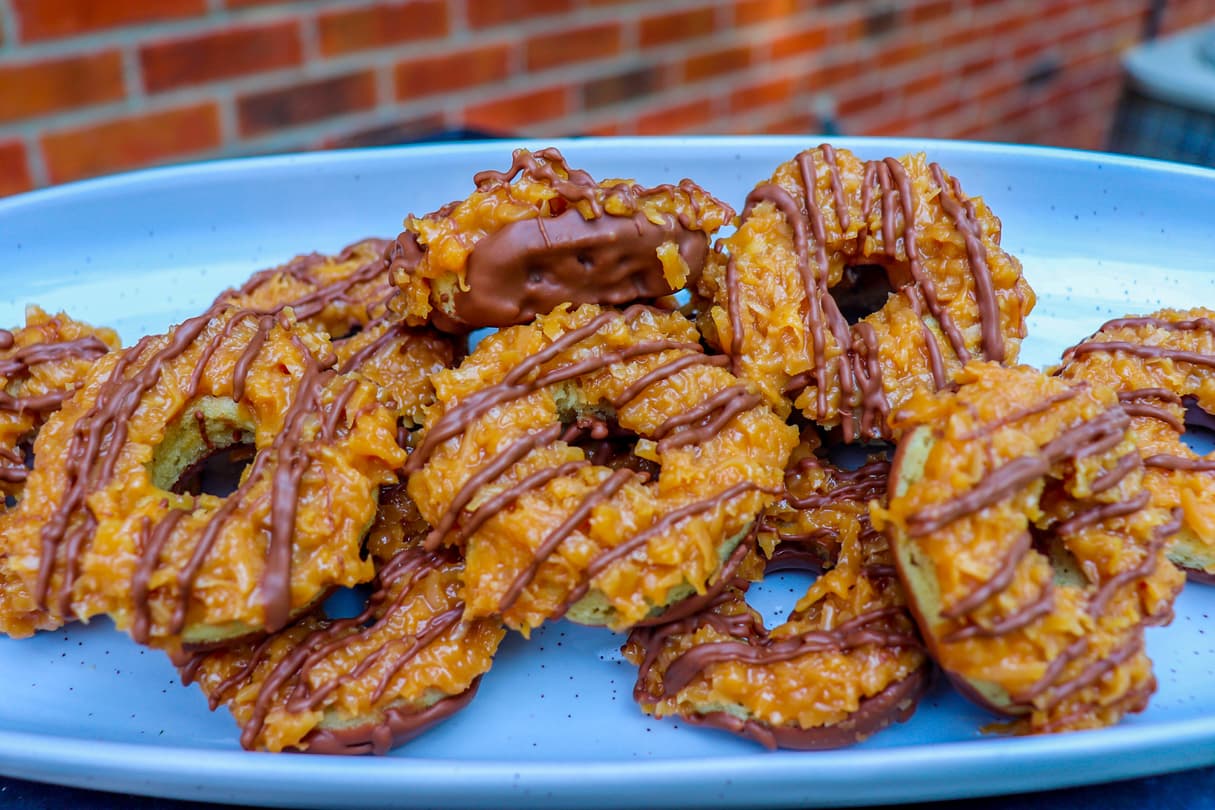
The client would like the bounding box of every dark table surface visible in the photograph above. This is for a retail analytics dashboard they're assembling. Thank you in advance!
[3,766,1215,810]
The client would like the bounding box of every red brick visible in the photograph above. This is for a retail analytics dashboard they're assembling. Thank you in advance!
[899,70,944,98]
[909,0,955,24]
[771,24,828,59]
[728,76,794,113]
[760,111,817,134]
[682,45,751,82]
[13,0,205,41]
[581,66,662,109]
[237,72,378,137]
[865,116,919,137]
[584,121,622,136]
[876,39,929,69]
[317,1,448,56]
[140,22,301,93]
[525,22,621,71]
[41,103,221,184]
[837,87,887,117]
[0,141,32,197]
[0,51,125,125]
[396,43,513,100]
[636,97,714,134]
[468,0,572,29]
[463,86,569,132]
[639,7,717,47]
[813,59,864,89]
[734,0,799,26]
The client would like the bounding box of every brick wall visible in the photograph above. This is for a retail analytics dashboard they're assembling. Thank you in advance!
[0,0,1211,197]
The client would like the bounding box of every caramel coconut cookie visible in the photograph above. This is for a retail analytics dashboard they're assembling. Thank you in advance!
[1058,308,1215,581]
[406,303,797,634]
[390,148,734,332]
[179,537,504,754]
[0,307,121,637]
[695,145,1035,441]
[0,306,405,649]
[875,362,1184,733]
[624,522,927,750]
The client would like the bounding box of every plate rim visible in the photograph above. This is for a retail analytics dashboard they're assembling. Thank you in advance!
[2,134,1215,216]
[1,135,1214,808]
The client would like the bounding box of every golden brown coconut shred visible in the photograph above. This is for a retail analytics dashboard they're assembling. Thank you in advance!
[406,303,797,634]
[874,362,1184,734]
[695,145,1034,441]
[0,307,405,649]
[1057,308,1215,582]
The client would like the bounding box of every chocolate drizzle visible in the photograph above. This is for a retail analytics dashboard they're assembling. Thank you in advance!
[225,238,393,326]
[729,147,1009,440]
[0,336,110,380]
[408,305,670,473]
[499,468,635,612]
[906,406,1130,537]
[185,546,481,754]
[33,305,358,640]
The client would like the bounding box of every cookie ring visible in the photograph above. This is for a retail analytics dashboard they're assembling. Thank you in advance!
[406,303,797,633]
[876,362,1184,733]
[1,307,120,637]
[391,147,734,333]
[1058,308,1215,581]
[625,498,928,751]
[695,145,1034,441]
[2,306,405,649]
[179,536,503,754]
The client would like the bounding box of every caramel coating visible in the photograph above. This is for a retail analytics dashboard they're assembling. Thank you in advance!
[1057,308,1215,581]
[758,428,890,568]
[0,307,405,648]
[407,303,797,634]
[875,363,1184,733]
[695,145,1035,441]
[217,237,458,427]
[0,307,120,636]
[179,540,503,754]
[625,488,927,750]
[391,148,734,332]
[0,306,120,501]
[217,238,396,340]
[333,322,455,431]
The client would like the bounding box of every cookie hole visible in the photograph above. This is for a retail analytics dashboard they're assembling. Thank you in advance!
[322,583,374,620]
[2,438,35,507]
[331,323,363,342]
[1182,397,1215,456]
[148,397,256,493]
[561,413,659,478]
[576,252,594,270]
[170,443,255,498]
[834,264,895,324]
[825,439,894,470]
[747,568,818,629]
